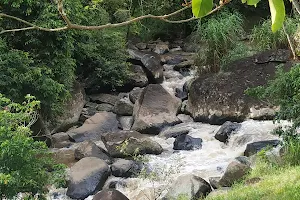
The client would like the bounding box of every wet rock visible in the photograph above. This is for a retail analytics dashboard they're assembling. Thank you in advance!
[177,114,193,123]
[218,157,251,187]
[175,87,188,100]
[114,98,134,116]
[67,157,110,199]
[132,84,181,135]
[51,132,72,148]
[103,177,127,190]
[118,116,134,130]
[165,174,212,199]
[187,50,292,125]
[244,140,280,157]
[173,134,203,150]
[68,112,119,142]
[159,123,193,139]
[90,93,119,106]
[127,65,148,87]
[101,130,163,158]
[135,43,147,50]
[129,87,143,104]
[111,159,140,178]
[75,140,111,164]
[215,121,241,143]
[209,177,221,189]
[173,60,194,71]
[128,49,163,83]
[93,189,129,200]
[154,43,169,55]
[97,103,114,112]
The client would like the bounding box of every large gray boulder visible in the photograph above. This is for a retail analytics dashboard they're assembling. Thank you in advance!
[187,50,291,125]
[173,135,202,151]
[75,140,111,164]
[128,49,163,83]
[218,157,251,187]
[101,130,163,157]
[132,84,181,135]
[68,112,119,142]
[165,174,212,200]
[93,189,129,200]
[215,121,241,143]
[66,157,110,199]
[244,140,280,157]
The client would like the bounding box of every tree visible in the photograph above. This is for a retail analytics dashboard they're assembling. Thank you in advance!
[0,94,63,199]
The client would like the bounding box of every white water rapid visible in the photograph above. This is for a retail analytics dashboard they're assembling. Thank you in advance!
[48,61,290,200]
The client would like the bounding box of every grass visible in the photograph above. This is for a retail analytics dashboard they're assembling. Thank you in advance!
[205,164,300,200]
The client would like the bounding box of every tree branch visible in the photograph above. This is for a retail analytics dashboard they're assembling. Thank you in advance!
[0,0,228,34]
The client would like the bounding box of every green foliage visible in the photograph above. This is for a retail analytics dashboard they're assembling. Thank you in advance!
[251,17,298,50]
[195,9,245,69]
[0,94,65,198]
[220,42,257,70]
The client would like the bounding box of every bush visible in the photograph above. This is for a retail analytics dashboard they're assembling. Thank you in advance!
[195,9,245,71]
[251,17,298,50]
[0,94,64,199]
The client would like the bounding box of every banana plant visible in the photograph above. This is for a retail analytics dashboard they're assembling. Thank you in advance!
[192,0,286,32]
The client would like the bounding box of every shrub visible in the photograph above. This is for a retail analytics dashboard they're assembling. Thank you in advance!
[251,17,298,50]
[195,9,245,71]
[0,94,65,199]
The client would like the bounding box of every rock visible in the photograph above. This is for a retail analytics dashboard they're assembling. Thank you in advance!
[67,157,110,199]
[187,50,292,125]
[129,87,143,104]
[52,148,76,167]
[244,140,280,157]
[173,60,194,71]
[177,114,193,123]
[101,130,163,157]
[135,43,147,50]
[214,121,241,143]
[159,123,195,139]
[90,93,119,106]
[175,87,188,100]
[128,49,163,83]
[68,112,119,142]
[118,116,134,130]
[51,132,72,148]
[132,84,181,135]
[75,140,111,164]
[165,174,212,199]
[127,65,148,87]
[218,157,251,187]
[111,159,140,178]
[93,189,129,200]
[114,98,134,116]
[173,134,203,150]
[209,177,221,189]
[97,104,114,112]
[265,145,284,164]
[154,43,169,55]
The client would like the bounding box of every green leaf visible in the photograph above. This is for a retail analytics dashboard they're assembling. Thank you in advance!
[268,0,285,32]
[192,0,213,18]
[241,0,261,7]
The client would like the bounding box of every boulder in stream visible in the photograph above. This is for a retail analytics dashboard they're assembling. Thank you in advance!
[173,134,203,150]
[244,140,280,157]
[214,121,241,143]
[93,189,129,200]
[165,174,212,199]
[66,157,110,199]
[132,84,181,135]
[68,112,119,142]
[101,130,163,157]
[111,159,140,178]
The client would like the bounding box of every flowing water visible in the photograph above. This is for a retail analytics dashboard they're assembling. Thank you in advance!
[48,60,290,200]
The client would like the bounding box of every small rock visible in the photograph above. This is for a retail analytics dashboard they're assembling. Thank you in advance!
[114,98,134,116]
[51,132,72,148]
[93,189,129,200]
[52,148,76,167]
[154,44,169,55]
[177,114,193,123]
[74,140,111,164]
[129,87,143,104]
[173,60,194,71]
[135,43,147,50]
[209,177,221,189]
[215,121,241,143]
[118,116,134,130]
[97,103,114,112]
[173,135,202,150]
[111,159,140,178]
